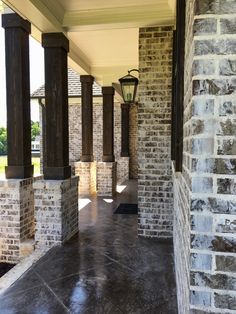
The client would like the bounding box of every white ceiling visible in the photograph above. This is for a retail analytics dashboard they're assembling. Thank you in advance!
[2,0,175,85]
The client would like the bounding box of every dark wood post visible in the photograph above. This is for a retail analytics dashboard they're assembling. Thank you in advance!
[121,103,130,157]
[102,86,115,162]
[80,75,94,162]
[2,13,33,179]
[42,33,71,180]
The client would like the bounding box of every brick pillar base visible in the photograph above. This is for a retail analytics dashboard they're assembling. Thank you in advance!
[117,157,129,184]
[97,162,117,197]
[33,176,79,248]
[74,161,96,196]
[0,178,34,264]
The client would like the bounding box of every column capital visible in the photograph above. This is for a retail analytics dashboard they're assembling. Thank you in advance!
[2,13,31,33]
[102,86,115,96]
[80,75,94,84]
[42,33,69,52]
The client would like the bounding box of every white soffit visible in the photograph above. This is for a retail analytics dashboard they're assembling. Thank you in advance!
[2,0,175,84]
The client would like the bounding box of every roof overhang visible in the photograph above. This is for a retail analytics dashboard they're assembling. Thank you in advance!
[2,0,175,85]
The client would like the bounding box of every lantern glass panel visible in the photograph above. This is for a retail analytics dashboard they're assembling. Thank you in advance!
[121,82,136,103]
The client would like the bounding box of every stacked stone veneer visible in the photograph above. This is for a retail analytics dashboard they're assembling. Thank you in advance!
[0,178,34,264]
[34,177,79,247]
[174,0,236,313]
[138,26,174,237]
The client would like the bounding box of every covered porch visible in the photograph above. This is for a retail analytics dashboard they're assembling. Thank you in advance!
[0,180,177,313]
[0,0,236,313]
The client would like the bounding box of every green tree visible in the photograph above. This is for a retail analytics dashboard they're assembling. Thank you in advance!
[0,127,7,155]
[31,121,40,141]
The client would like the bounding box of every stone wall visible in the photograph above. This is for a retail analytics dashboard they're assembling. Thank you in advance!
[0,178,34,264]
[138,26,174,238]
[174,0,236,312]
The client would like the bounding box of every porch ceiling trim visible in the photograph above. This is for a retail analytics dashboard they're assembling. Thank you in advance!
[63,5,174,31]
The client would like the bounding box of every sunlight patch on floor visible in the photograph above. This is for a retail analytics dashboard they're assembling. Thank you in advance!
[79,198,91,211]
[103,199,113,203]
[116,185,127,193]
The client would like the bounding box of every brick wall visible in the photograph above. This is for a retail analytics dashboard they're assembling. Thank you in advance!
[0,178,34,264]
[97,162,117,197]
[174,0,236,312]
[40,98,137,182]
[138,26,174,238]
[34,176,79,247]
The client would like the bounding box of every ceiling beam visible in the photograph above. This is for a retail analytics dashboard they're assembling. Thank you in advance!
[63,5,174,31]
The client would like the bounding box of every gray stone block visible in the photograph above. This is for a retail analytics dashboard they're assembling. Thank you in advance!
[214,293,236,310]
[190,290,211,307]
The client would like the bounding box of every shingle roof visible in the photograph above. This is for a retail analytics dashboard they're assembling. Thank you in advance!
[31,68,102,98]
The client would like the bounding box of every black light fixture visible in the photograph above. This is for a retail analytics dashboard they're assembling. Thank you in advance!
[119,69,139,104]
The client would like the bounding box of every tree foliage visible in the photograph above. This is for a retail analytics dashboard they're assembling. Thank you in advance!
[0,127,7,155]
[0,121,40,155]
[31,121,40,141]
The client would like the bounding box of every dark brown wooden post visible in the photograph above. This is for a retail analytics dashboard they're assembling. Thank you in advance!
[42,33,71,180]
[121,103,130,157]
[2,13,33,179]
[175,0,186,171]
[102,86,115,162]
[80,75,94,162]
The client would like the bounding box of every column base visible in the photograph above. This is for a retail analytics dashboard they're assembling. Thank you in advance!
[0,178,34,264]
[5,165,34,179]
[80,155,94,162]
[44,166,71,180]
[74,161,96,196]
[102,155,115,162]
[97,162,117,197]
[117,157,130,184]
[33,176,79,248]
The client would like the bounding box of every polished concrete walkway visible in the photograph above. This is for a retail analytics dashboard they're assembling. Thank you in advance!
[0,180,177,314]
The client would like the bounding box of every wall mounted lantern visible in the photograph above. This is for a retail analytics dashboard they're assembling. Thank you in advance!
[119,69,139,104]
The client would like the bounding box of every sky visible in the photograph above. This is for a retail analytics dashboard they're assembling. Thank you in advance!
[0,14,44,127]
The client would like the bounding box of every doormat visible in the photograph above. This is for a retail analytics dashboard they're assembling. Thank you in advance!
[114,203,138,215]
[0,263,16,278]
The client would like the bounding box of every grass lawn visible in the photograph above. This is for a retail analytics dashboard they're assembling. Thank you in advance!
[0,156,41,177]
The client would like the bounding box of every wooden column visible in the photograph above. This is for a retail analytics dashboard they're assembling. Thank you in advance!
[102,87,115,162]
[42,33,71,180]
[121,103,130,157]
[80,75,94,162]
[2,13,33,179]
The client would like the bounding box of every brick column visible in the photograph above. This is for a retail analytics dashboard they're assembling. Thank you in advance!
[75,75,97,196]
[138,27,173,238]
[97,87,117,196]
[0,14,34,264]
[34,33,79,248]
[174,0,236,313]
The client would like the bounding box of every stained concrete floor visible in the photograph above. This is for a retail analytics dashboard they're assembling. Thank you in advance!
[0,180,177,314]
